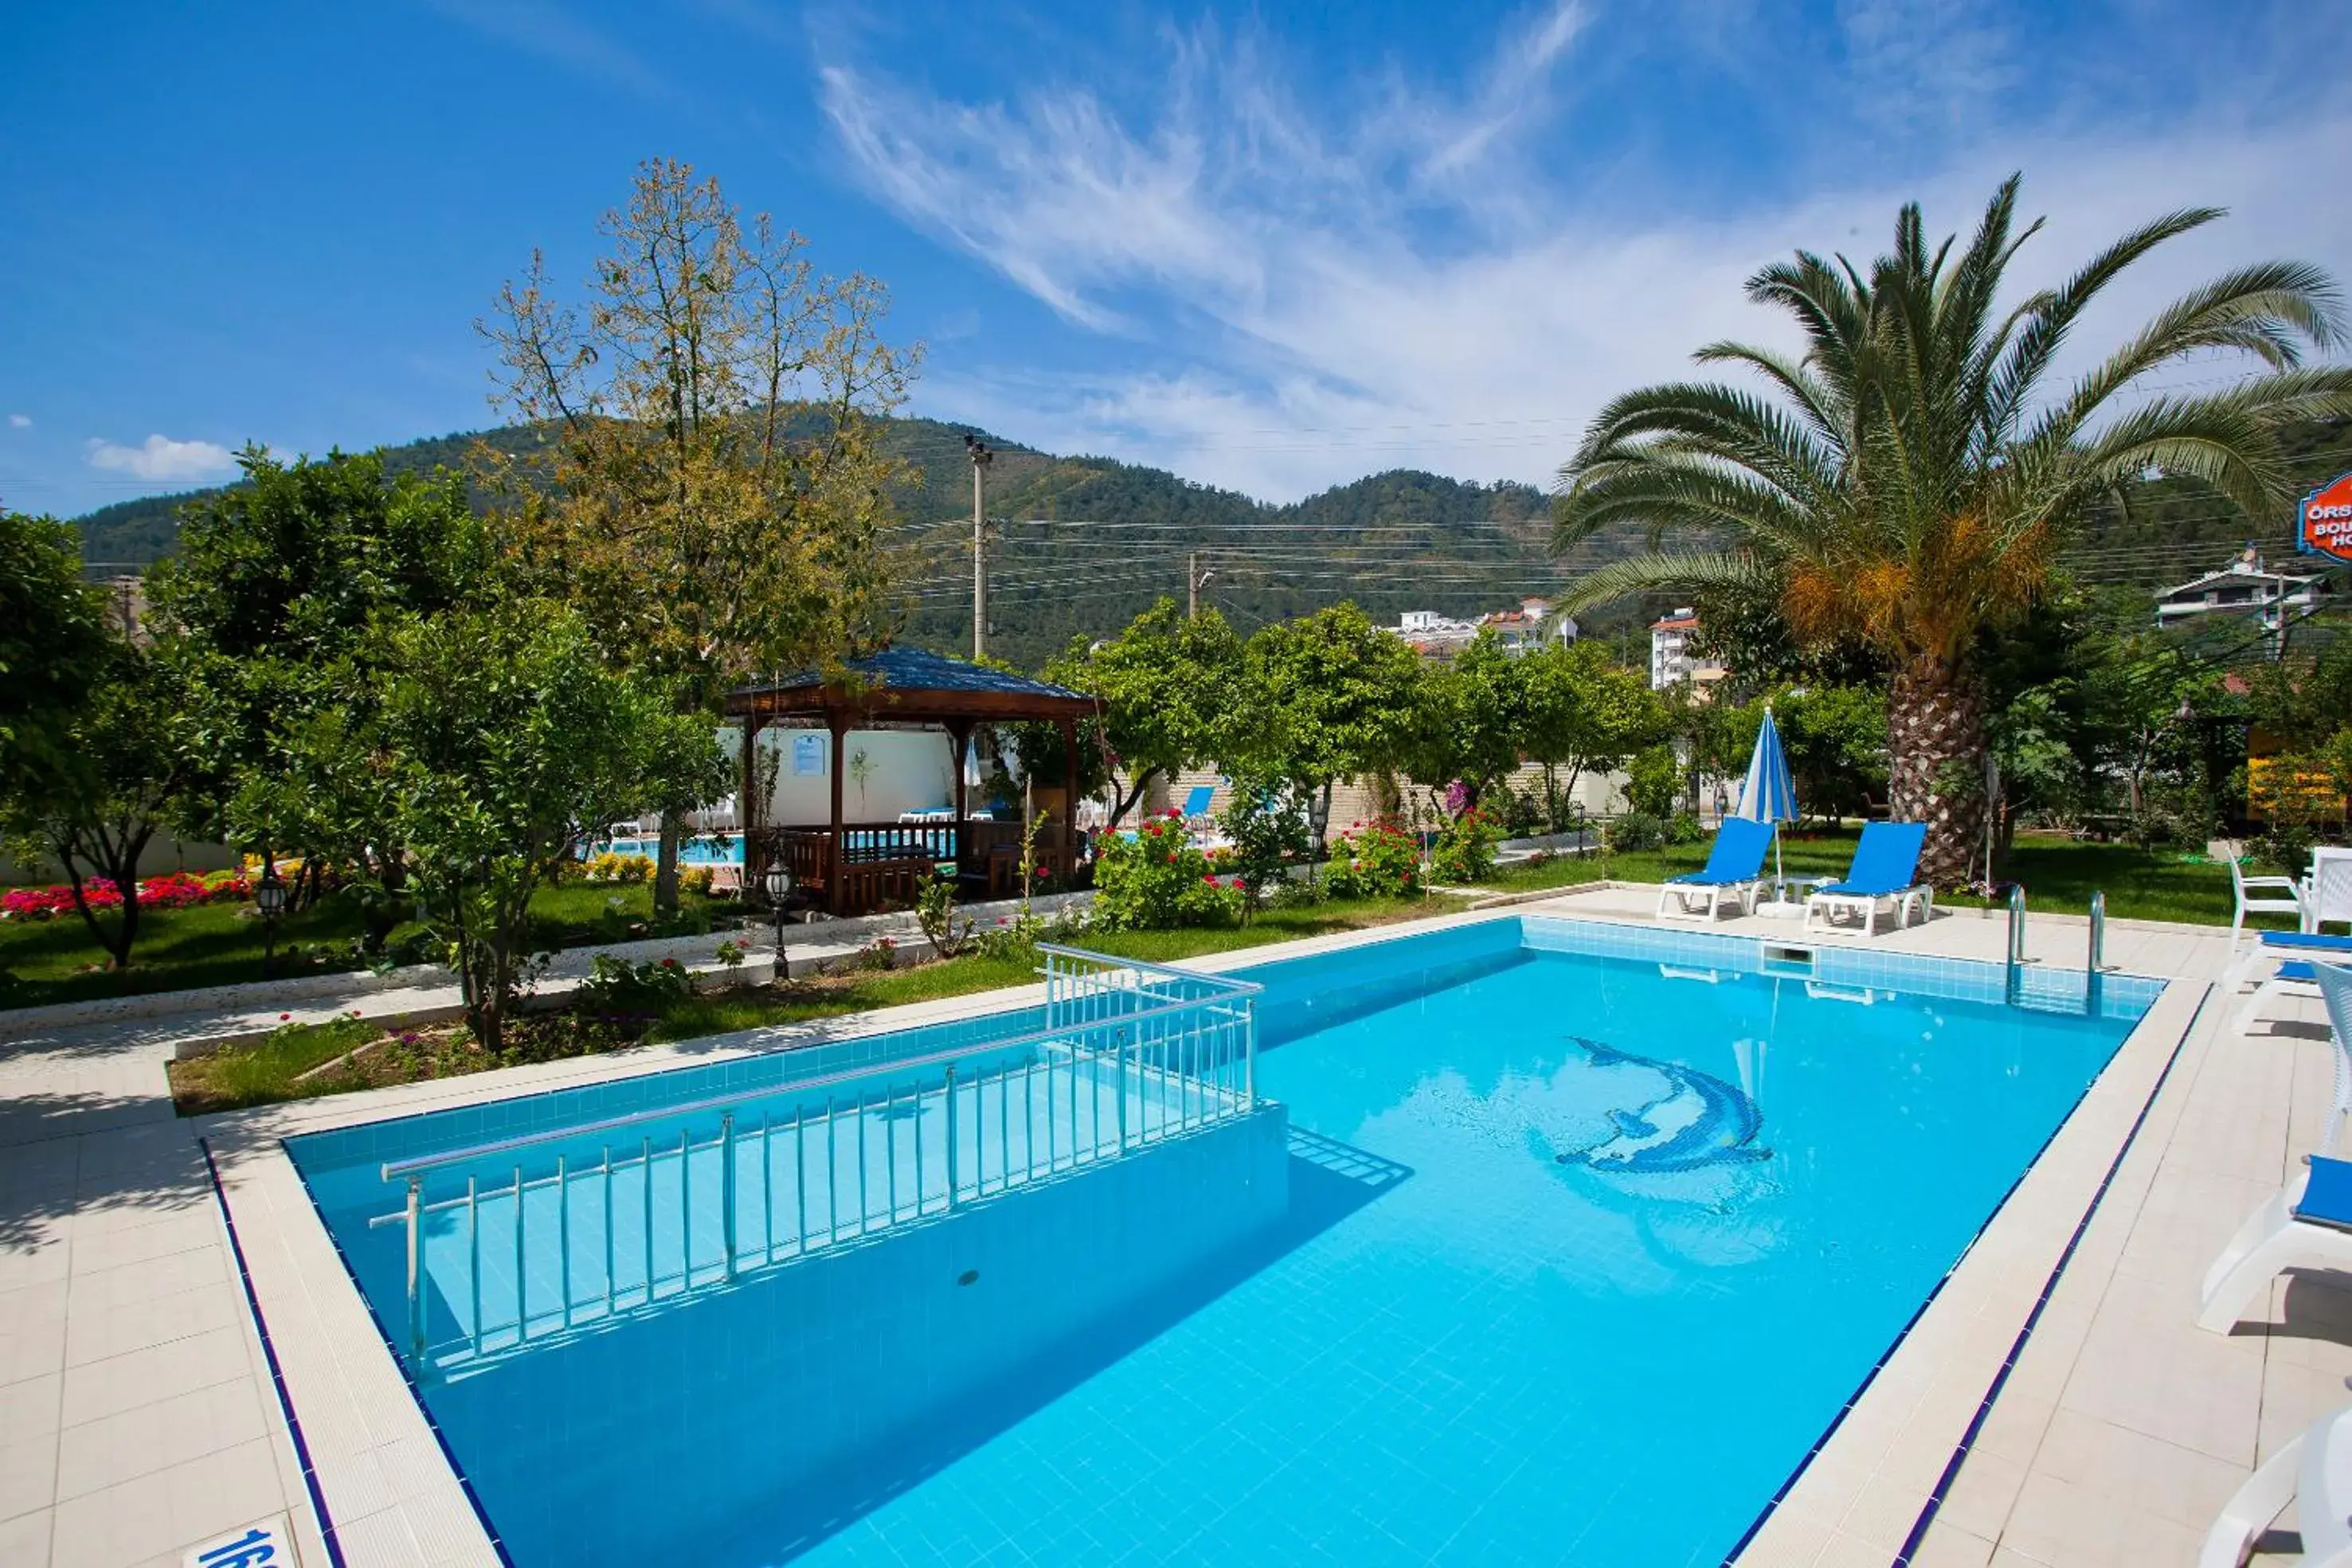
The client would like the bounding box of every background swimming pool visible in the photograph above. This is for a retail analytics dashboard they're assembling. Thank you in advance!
[295,919,2158,1566]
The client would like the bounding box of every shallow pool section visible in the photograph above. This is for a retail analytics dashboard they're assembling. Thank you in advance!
[291,917,2160,1567]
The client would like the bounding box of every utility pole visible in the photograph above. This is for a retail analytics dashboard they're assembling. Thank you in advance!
[1188,553,1215,618]
[965,433,993,659]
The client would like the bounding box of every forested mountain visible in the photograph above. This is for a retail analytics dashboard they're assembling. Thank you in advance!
[68,416,1648,667]
[66,413,2350,671]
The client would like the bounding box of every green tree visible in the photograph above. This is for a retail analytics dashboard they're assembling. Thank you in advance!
[1231,603,1423,854]
[0,510,112,804]
[2,647,201,969]
[147,448,488,930]
[483,158,918,913]
[1775,686,1890,823]
[1555,174,2352,884]
[381,600,727,1050]
[1519,640,1665,827]
[2244,626,2352,753]
[1403,632,1528,811]
[2072,635,2224,822]
[1046,600,1243,825]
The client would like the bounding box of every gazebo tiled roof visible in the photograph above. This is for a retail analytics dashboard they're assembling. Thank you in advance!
[724,645,1097,724]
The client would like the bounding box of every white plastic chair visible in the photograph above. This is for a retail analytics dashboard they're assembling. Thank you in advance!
[2311,848,2352,937]
[2229,851,2306,956]
[2199,1391,2352,1567]
[2197,963,2352,1332]
[2229,932,2352,1034]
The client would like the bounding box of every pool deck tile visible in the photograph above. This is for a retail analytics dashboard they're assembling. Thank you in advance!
[0,878,2341,1566]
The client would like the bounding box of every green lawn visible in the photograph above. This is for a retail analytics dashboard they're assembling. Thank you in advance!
[0,882,740,1010]
[170,893,1462,1112]
[646,894,1458,1042]
[1489,827,2275,927]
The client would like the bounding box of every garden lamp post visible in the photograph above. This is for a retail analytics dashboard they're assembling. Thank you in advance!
[762,863,794,986]
[256,866,288,979]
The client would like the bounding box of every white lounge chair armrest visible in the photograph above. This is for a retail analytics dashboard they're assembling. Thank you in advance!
[2241,875,2303,894]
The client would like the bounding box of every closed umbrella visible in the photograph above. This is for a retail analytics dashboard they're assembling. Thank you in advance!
[1740,706,1802,913]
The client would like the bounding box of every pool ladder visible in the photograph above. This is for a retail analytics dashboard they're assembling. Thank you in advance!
[2006,884,2108,1011]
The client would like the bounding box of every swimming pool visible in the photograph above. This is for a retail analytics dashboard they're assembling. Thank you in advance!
[596,833,743,866]
[288,916,2161,1566]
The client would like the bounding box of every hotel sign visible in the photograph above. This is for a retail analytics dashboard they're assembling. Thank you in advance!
[2301,470,2352,564]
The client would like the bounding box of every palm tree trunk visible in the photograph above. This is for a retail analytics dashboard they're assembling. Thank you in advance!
[1886,654,1986,889]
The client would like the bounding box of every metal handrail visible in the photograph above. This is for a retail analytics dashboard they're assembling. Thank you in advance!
[384,957,1260,1181]
[2088,890,2106,974]
[2006,884,2028,968]
[1034,941,1264,994]
[371,945,1266,1375]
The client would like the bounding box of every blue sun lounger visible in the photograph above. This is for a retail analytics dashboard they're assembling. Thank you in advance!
[1804,822,1931,936]
[1656,817,1774,922]
[2226,929,2352,1034]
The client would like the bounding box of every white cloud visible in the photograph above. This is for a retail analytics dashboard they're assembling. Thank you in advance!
[6,414,29,428]
[419,0,674,100]
[822,15,2352,503]
[84,434,237,483]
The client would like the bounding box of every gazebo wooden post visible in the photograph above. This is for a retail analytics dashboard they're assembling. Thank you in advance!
[740,711,764,900]
[1058,716,1079,878]
[826,711,848,917]
[945,719,974,884]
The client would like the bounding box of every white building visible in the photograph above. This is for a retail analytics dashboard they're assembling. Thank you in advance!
[1479,596,1578,654]
[2154,548,2330,652]
[1394,598,1575,658]
[1650,608,1727,691]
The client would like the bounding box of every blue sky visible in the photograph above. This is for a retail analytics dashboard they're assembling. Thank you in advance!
[5,0,2349,524]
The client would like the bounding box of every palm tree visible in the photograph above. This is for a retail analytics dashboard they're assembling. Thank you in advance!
[1553,176,2352,886]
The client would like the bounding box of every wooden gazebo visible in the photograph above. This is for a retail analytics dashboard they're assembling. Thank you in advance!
[724,646,1101,917]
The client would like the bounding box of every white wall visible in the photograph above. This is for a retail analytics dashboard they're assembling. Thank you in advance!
[754,727,965,824]
[5,836,242,885]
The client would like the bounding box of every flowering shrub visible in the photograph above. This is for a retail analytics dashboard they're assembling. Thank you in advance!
[577,954,695,1020]
[581,851,656,884]
[1603,811,1665,853]
[140,870,253,909]
[1430,807,1504,884]
[974,903,1094,962]
[679,865,716,897]
[1214,794,1308,921]
[1322,819,1423,899]
[1093,811,1243,930]
[2,869,251,921]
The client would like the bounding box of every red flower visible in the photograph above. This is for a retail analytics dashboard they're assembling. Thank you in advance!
[279,1013,291,1022]
[1203,873,1217,884]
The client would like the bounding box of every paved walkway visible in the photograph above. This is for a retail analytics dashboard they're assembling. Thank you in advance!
[0,888,2340,1566]
[0,999,316,1566]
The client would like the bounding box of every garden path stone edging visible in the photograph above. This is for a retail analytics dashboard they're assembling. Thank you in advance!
[0,887,1094,1042]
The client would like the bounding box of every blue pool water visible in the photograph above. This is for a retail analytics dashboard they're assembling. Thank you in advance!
[292,918,2159,1567]
[597,834,743,865]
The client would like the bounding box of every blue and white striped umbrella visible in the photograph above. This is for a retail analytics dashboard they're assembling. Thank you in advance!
[1737,706,1798,891]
